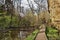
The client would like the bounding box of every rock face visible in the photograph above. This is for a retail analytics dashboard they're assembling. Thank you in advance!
[48,0,60,30]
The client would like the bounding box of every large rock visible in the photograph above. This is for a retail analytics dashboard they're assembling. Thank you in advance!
[48,0,60,30]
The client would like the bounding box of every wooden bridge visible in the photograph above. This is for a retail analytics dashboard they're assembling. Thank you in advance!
[35,24,47,40]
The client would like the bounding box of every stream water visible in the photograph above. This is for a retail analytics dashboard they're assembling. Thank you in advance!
[0,30,33,40]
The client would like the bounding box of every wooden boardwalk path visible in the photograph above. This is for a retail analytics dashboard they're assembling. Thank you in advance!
[35,24,48,40]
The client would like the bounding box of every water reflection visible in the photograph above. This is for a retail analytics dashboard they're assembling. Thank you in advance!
[0,30,33,40]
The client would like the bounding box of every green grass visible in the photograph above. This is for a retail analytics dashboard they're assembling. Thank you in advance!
[46,26,60,40]
[25,29,39,40]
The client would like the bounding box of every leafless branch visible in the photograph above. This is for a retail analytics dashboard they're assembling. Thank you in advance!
[27,0,34,13]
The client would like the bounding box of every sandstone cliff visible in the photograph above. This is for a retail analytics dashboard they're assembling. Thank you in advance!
[48,0,60,30]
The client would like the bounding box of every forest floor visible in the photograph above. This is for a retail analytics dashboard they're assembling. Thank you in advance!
[35,24,48,40]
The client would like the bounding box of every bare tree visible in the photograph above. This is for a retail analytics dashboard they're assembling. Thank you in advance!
[17,0,22,27]
[5,0,14,27]
[34,0,47,13]
[34,0,48,25]
[27,0,35,13]
[47,0,50,13]
[27,0,36,26]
